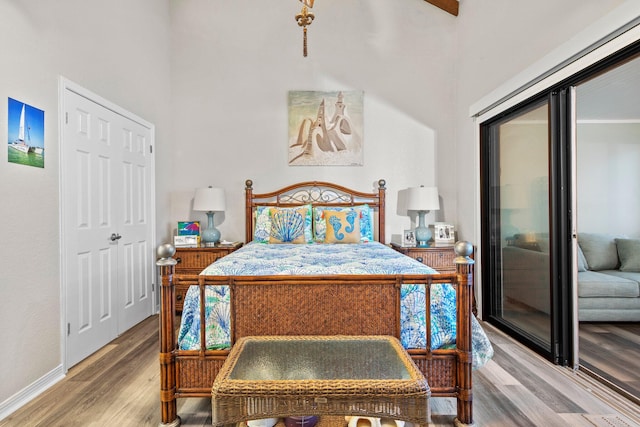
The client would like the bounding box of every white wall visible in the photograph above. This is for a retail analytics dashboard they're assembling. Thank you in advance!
[577,122,640,237]
[164,0,458,244]
[0,0,171,412]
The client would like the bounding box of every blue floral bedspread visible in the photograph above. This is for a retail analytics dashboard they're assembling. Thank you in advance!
[177,241,493,369]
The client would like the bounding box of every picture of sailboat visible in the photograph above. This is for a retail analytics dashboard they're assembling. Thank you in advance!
[7,97,45,168]
[10,104,32,153]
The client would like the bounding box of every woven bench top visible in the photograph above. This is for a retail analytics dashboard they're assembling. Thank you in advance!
[211,336,430,426]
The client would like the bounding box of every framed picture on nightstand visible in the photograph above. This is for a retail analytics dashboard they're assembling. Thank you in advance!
[177,221,200,236]
[402,229,416,247]
[434,222,455,244]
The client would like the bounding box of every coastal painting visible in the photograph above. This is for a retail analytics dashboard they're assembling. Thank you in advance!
[288,90,363,166]
[8,97,45,168]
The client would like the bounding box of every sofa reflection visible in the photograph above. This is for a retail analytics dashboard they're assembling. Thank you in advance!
[501,233,640,321]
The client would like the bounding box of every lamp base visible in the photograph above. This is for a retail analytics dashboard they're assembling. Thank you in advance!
[201,212,221,246]
[414,211,432,248]
[201,227,221,246]
[415,228,432,247]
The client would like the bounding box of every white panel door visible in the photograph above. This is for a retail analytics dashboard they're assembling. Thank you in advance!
[115,115,153,332]
[62,85,154,368]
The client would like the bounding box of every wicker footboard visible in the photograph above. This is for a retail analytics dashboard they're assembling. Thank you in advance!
[172,348,459,398]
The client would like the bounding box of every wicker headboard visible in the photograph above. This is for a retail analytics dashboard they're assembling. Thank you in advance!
[245,179,387,244]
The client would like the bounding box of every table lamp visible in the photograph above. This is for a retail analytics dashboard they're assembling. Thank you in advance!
[406,186,440,247]
[193,186,226,247]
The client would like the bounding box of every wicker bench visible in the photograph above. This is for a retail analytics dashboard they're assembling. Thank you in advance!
[211,335,431,426]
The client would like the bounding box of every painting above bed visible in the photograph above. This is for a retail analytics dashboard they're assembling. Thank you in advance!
[288,90,364,166]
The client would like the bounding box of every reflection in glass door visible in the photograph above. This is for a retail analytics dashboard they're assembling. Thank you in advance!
[483,100,552,352]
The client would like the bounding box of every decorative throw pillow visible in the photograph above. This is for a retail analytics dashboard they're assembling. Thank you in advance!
[269,207,308,244]
[313,205,373,242]
[324,210,361,243]
[615,238,640,272]
[578,233,623,271]
[253,204,313,243]
[253,206,272,243]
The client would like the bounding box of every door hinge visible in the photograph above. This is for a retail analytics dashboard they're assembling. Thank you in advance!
[65,112,69,124]
[152,283,155,292]
[149,145,153,154]
[67,323,71,336]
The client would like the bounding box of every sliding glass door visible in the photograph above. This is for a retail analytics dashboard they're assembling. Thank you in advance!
[481,41,640,367]
[481,100,556,355]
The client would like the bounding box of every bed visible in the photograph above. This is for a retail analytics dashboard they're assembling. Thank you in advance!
[157,179,492,427]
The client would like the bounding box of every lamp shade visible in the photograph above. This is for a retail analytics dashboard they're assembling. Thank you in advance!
[193,187,226,212]
[406,186,440,212]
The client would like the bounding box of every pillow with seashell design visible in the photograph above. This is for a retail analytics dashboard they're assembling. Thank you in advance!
[268,207,310,244]
[253,204,313,243]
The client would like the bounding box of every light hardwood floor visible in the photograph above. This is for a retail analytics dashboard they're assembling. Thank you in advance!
[579,322,640,403]
[1,315,639,427]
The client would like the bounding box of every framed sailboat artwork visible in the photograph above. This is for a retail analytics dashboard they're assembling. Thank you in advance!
[288,90,364,166]
[7,97,45,168]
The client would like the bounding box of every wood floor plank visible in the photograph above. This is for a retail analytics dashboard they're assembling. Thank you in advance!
[580,322,640,399]
[469,374,532,427]
[489,343,589,414]
[473,359,522,387]
[557,413,600,427]
[499,383,575,427]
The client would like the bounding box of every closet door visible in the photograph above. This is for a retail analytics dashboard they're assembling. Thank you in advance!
[61,81,155,368]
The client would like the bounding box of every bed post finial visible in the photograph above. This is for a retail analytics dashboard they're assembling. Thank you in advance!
[378,179,386,189]
[245,179,253,190]
[454,241,474,264]
[157,243,177,266]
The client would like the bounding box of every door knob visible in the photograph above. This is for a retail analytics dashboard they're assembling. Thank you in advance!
[110,233,122,241]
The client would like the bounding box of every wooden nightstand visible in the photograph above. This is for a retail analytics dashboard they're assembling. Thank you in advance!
[390,242,457,273]
[390,242,477,315]
[173,243,242,312]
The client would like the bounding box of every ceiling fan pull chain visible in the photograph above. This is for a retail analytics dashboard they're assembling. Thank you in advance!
[303,27,308,57]
[295,5,315,57]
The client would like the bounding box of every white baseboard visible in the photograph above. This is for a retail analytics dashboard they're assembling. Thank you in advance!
[0,365,65,421]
